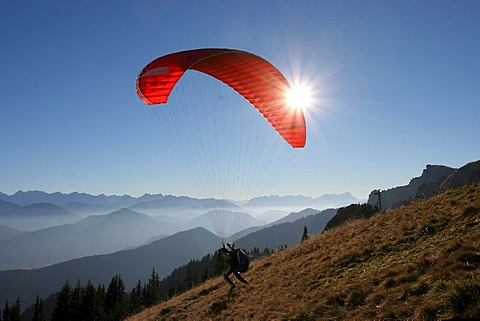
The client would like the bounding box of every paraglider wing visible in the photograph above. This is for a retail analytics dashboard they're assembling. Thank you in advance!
[136,48,306,148]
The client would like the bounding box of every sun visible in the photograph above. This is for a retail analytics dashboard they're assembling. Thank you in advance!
[285,83,312,110]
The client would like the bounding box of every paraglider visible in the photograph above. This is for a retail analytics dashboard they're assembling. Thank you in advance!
[135,48,307,244]
[136,48,306,148]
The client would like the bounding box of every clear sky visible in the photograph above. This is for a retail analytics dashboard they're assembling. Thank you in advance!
[1,0,479,200]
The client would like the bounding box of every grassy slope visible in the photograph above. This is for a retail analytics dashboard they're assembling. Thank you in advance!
[127,185,480,320]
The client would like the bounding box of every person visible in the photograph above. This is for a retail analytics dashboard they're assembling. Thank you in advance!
[218,243,249,290]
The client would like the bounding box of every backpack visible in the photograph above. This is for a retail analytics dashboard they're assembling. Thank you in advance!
[234,249,249,273]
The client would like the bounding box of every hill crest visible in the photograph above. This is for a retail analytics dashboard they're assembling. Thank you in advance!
[367,160,480,210]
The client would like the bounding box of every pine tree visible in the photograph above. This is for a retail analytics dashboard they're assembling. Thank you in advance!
[184,262,194,289]
[202,266,209,282]
[145,268,161,307]
[105,274,127,321]
[2,300,10,321]
[96,283,106,320]
[9,297,21,321]
[167,286,176,298]
[301,225,309,243]
[70,280,83,321]
[128,280,143,315]
[97,284,106,304]
[52,281,72,321]
[33,295,46,321]
[82,280,103,321]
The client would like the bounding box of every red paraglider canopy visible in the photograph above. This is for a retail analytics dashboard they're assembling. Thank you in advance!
[136,48,306,148]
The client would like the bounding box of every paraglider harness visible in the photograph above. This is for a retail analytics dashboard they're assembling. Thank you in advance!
[221,243,249,273]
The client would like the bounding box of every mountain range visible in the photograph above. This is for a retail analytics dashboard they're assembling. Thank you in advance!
[0,205,266,270]
[0,224,24,241]
[181,209,267,237]
[0,206,336,309]
[0,190,144,208]
[244,192,361,213]
[0,202,79,231]
[0,208,174,270]
[235,208,337,250]
[0,227,220,310]
[0,190,361,222]
[0,190,359,270]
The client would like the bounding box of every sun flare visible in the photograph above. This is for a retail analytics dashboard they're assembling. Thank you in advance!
[286,84,312,110]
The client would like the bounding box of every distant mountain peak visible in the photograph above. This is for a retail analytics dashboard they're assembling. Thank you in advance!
[19,202,75,215]
[107,208,146,218]
[411,164,454,184]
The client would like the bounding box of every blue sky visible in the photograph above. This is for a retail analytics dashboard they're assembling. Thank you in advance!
[1,1,479,200]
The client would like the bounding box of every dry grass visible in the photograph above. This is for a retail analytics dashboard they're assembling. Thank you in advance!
[127,184,480,320]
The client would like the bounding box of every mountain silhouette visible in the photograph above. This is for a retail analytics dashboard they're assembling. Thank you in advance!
[235,208,337,250]
[0,208,174,270]
[182,209,266,237]
[0,199,20,212]
[0,224,24,241]
[0,227,220,309]
[0,202,78,231]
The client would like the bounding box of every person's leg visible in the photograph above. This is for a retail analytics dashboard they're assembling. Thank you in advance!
[223,268,236,289]
[233,272,248,284]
